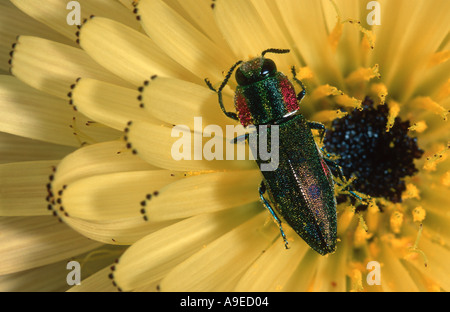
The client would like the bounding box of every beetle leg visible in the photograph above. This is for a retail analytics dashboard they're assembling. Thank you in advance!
[291,66,306,101]
[259,181,289,249]
[308,121,326,143]
[322,155,346,182]
[322,156,370,203]
[205,78,239,121]
[205,60,242,122]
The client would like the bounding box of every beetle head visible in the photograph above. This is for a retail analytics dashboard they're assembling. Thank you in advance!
[235,57,277,86]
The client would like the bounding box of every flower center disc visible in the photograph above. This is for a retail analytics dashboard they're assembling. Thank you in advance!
[323,97,424,203]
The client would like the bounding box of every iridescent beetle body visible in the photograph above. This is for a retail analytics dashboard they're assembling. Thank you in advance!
[205,49,341,255]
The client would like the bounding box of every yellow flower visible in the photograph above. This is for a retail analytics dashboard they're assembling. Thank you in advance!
[0,0,449,292]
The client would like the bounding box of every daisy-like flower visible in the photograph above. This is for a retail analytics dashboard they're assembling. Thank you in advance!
[0,0,449,292]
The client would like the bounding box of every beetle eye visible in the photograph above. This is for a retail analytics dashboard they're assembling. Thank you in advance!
[235,68,251,86]
[260,58,277,78]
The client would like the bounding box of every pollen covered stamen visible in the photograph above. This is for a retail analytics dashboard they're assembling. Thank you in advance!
[423,144,449,171]
[311,84,362,110]
[69,117,95,147]
[410,96,449,121]
[328,0,376,50]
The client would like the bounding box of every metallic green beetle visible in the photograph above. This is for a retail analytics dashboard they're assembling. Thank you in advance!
[206,49,356,255]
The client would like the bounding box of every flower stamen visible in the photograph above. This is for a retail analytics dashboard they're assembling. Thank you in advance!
[408,223,428,267]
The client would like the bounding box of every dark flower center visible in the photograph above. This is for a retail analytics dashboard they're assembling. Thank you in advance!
[323,97,424,203]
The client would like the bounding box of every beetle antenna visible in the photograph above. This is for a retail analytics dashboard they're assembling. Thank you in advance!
[218,60,243,92]
[261,48,290,56]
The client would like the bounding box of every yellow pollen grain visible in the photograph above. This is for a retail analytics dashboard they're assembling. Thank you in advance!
[370,83,388,106]
[441,171,450,186]
[402,183,420,200]
[412,206,426,223]
[386,101,400,132]
[390,211,404,234]
[410,96,449,121]
[427,50,450,68]
[408,121,427,133]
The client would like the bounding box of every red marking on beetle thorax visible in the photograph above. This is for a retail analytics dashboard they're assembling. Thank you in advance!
[279,77,299,112]
[320,158,332,180]
[235,91,252,127]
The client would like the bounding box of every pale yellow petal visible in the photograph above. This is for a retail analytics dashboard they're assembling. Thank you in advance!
[65,216,175,245]
[403,226,450,290]
[213,0,296,71]
[283,249,320,291]
[78,17,197,86]
[0,259,70,292]
[53,140,158,190]
[114,204,261,291]
[141,76,232,131]
[71,78,160,131]
[67,266,118,292]
[147,170,260,221]
[61,170,183,221]
[379,241,420,291]
[234,227,309,291]
[11,0,140,41]
[0,75,119,146]
[310,239,348,291]
[175,0,232,53]
[0,1,73,72]
[137,0,234,81]
[159,211,277,291]
[0,216,100,275]
[0,132,75,164]
[383,1,450,101]
[370,0,419,86]
[10,36,132,99]
[276,0,344,87]
[0,160,56,216]
[126,120,255,171]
